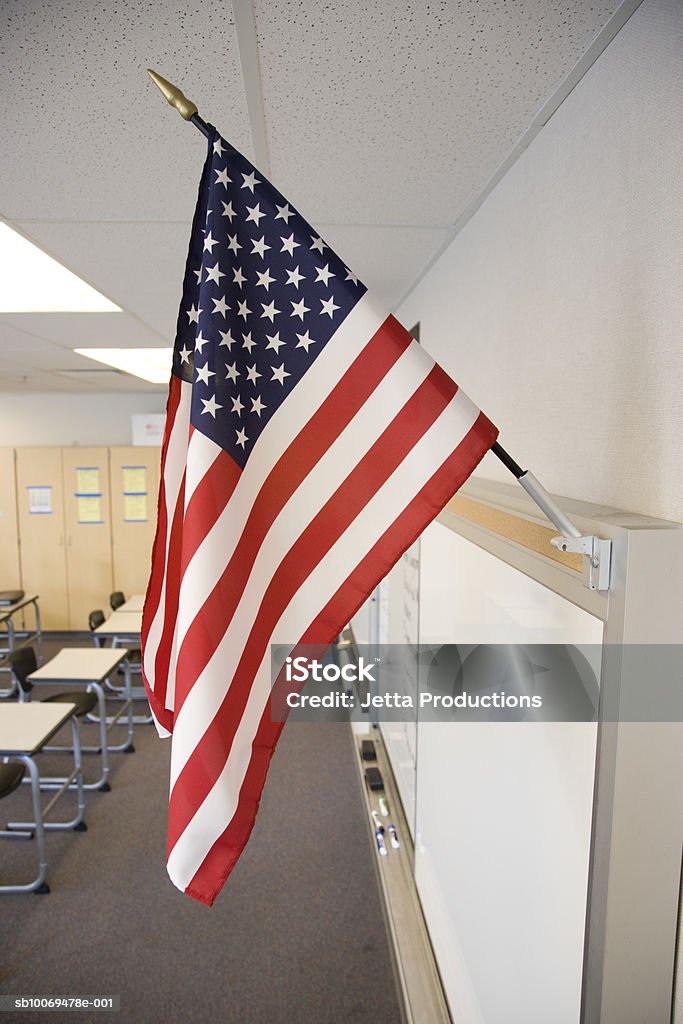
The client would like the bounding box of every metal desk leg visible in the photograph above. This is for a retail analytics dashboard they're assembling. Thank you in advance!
[8,717,86,833]
[0,755,49,894]
[42,683,111,792]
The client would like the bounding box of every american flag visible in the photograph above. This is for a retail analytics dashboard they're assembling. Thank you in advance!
[142,128,498,905]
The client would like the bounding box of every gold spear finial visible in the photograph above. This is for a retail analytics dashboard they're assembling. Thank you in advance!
[147,68,198,121]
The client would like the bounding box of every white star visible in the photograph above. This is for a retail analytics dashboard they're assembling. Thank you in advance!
[213,138,224,156]
[275,203,294,223]
[310,235,326,253]
[236,427,249,449]
[205,262,225,285]
[227,234,241,254]
[194,331,208,353]
[345,268,359,285]
[251,395,267,417]
[260,299,280,322]
[231,394,244,416]
[212,295,230,317]
[246,364,262,385]
[271,363,291,385]
[296,330,316,352]
[245,202,266,226]
[215,167,231,188]
[179,345,191,365]
[221,200,236,221]
[265,331,285,354]
[290,298,310,320]
[315,264,335,286]
[193,267,202,284]
[200,394,222,418]
[195,361,216,385]
[187,303,202,324]
[255,268,276,291]
[285,266,305,288]
[320,295,340,318]
[237,299,252,320]
[225,362,240,383]
[280,234,300,256]
[219,329,236,349]
[241,171,260,192]
[251,236,271,258]
[242,331,257,353]
[203,231,218,253]
[233,266,247,287]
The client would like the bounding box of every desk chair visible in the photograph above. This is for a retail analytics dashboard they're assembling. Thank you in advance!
[9,647,109,792]
[110,591,125,611]
[89,609,106,649]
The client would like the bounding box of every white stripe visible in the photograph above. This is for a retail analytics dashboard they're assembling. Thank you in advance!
[161,429,224,713]
[142,380,191,694]
[167,389,481,890]
[172,292,387,655]
[184,428,222,509]
[168,338,433,786]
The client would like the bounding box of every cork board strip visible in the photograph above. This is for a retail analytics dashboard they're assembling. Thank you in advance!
[444,494,583,574]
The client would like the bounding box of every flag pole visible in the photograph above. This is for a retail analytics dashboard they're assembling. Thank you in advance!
[147,69,610,587]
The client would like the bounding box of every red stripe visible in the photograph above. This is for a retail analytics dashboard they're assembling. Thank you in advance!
[167,364,457,854]
[171,314,413,717]
[184,409,498,904]
[142,375,184,729]
[180,447,241,575]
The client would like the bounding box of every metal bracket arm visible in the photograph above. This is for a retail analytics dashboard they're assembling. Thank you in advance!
[550,533,612,591]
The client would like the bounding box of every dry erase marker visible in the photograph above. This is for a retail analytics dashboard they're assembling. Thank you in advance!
[379,796,389,817]
[388,824,400,850]
[375,828,388,857]
[371,810,383,830]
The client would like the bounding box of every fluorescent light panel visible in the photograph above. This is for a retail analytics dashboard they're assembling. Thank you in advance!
[75,348,173,384]
[0,223,121,312]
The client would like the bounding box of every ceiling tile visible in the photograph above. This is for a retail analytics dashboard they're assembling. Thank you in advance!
[0,1,253,222]
[253,0,622,227]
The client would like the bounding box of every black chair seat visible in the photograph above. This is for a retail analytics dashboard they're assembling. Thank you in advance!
[43,691,98,717]
[0,761,25,799]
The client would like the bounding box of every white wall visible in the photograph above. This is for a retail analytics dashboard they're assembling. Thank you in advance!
[0,391,166,446]
[396,0,683,525]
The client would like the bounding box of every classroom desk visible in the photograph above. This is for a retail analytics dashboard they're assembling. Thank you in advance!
[93,612,149,724]
[0,594,42,695]
[93,610,142,641]
[28,647,133,788]
[119,594,145,612]
[0,702,84,894]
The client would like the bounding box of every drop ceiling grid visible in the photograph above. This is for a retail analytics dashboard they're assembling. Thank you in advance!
[252,0,623,228]
[0,0,253,222]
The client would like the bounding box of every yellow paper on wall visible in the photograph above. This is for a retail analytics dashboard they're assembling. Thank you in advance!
[77,495,102,524]
[76,467,100,494]
[122,466,146,493]
[124,493,147,522]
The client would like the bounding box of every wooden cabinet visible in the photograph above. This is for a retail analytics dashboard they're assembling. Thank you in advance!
[61,447,114,630]
[15,448,70,630]
[0,447,20,589]
[11,445,159,630]
[109,446,160,599]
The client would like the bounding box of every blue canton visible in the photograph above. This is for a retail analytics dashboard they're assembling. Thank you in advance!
[172,130,367,469]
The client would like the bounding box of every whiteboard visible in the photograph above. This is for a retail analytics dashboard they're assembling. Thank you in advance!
[413,520,603,1024]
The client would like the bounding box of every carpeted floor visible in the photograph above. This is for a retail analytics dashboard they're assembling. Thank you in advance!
[0,637,402,1024]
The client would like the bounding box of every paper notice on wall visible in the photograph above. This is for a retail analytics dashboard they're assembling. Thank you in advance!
[77,495,103,524]
[28,486,52,515]
[124,492,147,522]
[122,466,146,493]
[76,467,100,494]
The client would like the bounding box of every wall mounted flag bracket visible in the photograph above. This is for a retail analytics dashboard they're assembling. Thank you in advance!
[147,69,612,592]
